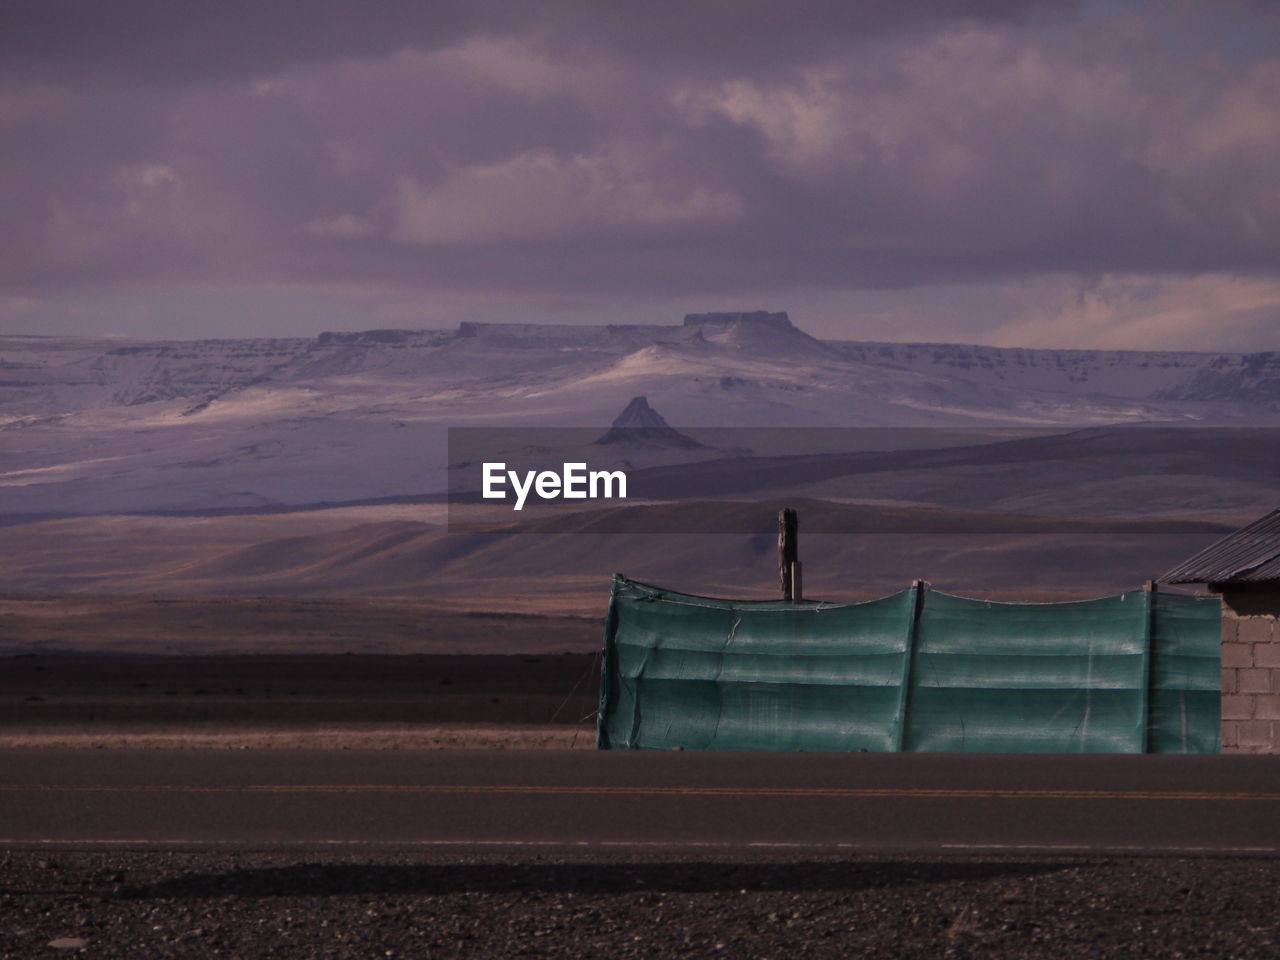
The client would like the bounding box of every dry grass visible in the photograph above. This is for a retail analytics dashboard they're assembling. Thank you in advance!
[0,724,596,750]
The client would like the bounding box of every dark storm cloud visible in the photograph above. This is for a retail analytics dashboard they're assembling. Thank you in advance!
[1,0,1278,348]
[0,0,475,83]
[0,0,1068,83]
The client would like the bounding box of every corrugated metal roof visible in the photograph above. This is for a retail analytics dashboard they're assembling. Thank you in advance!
[1161,509,1280,584]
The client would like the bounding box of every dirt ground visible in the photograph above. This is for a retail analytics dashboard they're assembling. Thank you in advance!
[0,594,604,656]
[0,593,605,748]
[1,653,602,749]
[0,725,593,749]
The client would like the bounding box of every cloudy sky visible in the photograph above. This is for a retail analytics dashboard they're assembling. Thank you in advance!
[2,0,1278,349]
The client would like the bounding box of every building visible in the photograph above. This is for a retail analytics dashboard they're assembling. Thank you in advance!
[1162,509,1280,754]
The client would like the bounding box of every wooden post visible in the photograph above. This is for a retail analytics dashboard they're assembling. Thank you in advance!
[778,508,799,600]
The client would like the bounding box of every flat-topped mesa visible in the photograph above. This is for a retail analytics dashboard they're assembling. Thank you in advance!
[682,311,792,330]
[680,310,836,358]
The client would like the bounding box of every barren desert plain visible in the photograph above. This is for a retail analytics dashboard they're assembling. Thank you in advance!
[7,0,1280,946]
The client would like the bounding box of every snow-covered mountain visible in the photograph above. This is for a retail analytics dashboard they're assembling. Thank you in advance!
[2,311,1278,516]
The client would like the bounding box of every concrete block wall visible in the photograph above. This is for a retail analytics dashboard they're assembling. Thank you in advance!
[1220,606,1280,753]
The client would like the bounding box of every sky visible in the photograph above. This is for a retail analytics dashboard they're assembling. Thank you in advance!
[1,0,1279,350]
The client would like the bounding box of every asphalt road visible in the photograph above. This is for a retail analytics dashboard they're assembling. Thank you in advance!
[3,749,1280,855]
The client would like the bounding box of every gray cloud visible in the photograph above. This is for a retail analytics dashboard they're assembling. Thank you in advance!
[1,0,1278,349]
[0,1,1069,83]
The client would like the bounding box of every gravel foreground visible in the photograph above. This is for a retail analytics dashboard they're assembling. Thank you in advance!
[3,852,1280,959]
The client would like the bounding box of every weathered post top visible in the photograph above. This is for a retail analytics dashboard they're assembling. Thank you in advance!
[779,508,799,600]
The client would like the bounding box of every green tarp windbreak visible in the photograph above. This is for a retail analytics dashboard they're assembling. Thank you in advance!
[597,575,1220,753]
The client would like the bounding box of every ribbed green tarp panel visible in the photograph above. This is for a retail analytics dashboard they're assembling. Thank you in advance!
[598,575,1221,753]
[598,576,915,751]
[907,591,1147,753]
[1149,591,1222,754]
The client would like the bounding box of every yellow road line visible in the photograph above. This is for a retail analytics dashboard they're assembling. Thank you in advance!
[2,785,1280,801]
